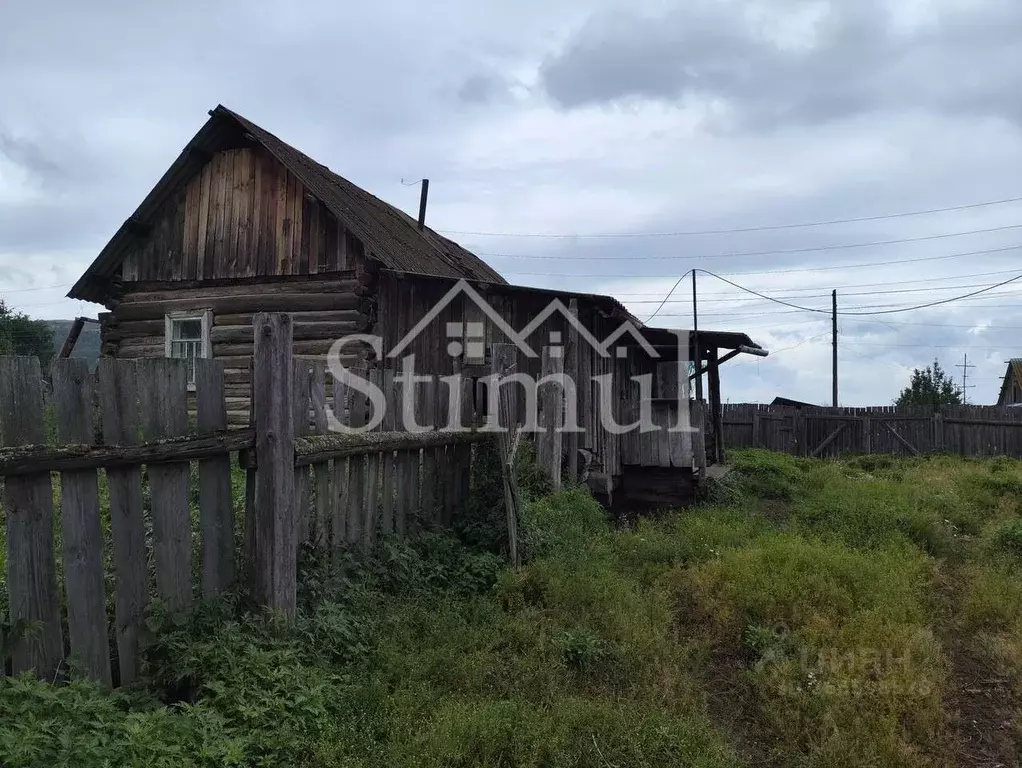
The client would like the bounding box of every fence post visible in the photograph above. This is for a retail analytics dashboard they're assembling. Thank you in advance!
[252,313,297,618]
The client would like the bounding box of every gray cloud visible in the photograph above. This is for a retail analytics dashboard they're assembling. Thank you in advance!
[539,0,1022,129]
[1,0,1020,404]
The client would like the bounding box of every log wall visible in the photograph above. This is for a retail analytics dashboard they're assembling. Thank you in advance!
[101,275,367,424]
[120,146,362,283]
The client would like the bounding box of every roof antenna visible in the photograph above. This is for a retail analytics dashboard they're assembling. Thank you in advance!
[417,179,430,230]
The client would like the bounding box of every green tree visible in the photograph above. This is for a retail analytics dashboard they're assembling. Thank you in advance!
[0,301,55,367]
[894,359,963,408]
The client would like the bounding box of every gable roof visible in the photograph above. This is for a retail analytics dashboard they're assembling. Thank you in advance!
[998,359,1022,405]
[69,104,505,303]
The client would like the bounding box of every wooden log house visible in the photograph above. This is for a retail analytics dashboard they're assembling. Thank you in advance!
[69,105,765,507]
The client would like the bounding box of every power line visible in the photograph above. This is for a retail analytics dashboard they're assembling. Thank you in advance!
[0,283,69,294]
[610,266,1022,297]
[623,279,1022,305]
[502,243,1022,277]
[481,223,1022,261]
[643,270,692,323]
[699,269,1022,316]
[438,194,1022,238]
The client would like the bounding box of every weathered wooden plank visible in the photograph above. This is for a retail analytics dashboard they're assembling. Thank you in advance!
[182,171,200,280]
[0,430,253,476]
[194,359,234,598]
[292,359,314,543]
[0,357,63,680]
[196,160,212,279]
[97,359,147,685]
[491,344,521,566]
[309,361,331,547]
[250,150,264,278]
[344,368,368,544]
[115,292,359,321]
[210,151,227,280]
[118,277,358,304]
[292,180,306,276]
[211,322,358,344]
[252,313,297,616]
[237,149,253,277]
[419,376,437,524]
[691,399,707,476]
[538,346,564,491]
[379,369,396,535]
[276,168,290,275]
[51,360,111,686]
[307,199,321,276]
[137,358,192,612]
[330,372,349,555]
[223,150,239,277]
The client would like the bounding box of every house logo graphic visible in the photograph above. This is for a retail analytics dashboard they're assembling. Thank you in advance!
[387,280,661,361]
[324,279,692,437]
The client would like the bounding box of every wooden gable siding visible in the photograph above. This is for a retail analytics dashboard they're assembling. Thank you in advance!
[120,147,363,282]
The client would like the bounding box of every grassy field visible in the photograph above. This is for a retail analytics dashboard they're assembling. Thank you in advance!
[2,450,1021,767]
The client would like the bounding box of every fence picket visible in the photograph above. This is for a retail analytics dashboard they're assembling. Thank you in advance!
[194,359,234,598]
[51,359,111,686]
[0,357,64,680]
[97,359,148,685]
[292,360,314,543]
[309,362,332,548]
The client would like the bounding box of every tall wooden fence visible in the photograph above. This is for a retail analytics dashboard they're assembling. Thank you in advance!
[0,313,492,688]
[722,403,1022,459]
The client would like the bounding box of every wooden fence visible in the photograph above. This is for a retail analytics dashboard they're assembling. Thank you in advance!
[722,403,1022,459]
[0,313,496,688]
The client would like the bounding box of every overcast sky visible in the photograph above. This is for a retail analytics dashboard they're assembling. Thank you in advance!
[2,0,1021,405]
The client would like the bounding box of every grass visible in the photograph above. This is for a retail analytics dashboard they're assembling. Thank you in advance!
[3,449,1022,766]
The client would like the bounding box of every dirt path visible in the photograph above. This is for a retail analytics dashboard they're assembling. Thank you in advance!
[936,566,1018,768]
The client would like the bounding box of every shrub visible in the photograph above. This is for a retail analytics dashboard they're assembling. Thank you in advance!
[728,449,806,501]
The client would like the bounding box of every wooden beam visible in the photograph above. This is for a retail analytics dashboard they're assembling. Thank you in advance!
[58,317,88,359]
[707,346,723,464]
[0,430,254,476]
[810,422,847,458]
[881,420,921,457]
[295,429,489,467]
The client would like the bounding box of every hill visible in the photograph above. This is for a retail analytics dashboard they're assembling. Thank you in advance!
[46,319,101,365]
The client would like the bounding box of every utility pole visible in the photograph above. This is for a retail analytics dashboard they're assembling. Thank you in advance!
[692,270,702,401]
[956,353,976,404]
[832,289,838,407]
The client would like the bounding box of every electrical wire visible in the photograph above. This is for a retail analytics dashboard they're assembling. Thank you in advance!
[480,223,1022,261]
[437,194,1022,238]
[643,270,692,323]
[699,269,1022,316]
[502,243,1022,278]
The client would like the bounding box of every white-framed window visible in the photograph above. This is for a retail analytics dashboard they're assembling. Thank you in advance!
[165,310,212,387]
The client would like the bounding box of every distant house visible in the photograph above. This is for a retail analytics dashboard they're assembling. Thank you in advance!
[770,396,820,409]
[997,360,1022,406]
